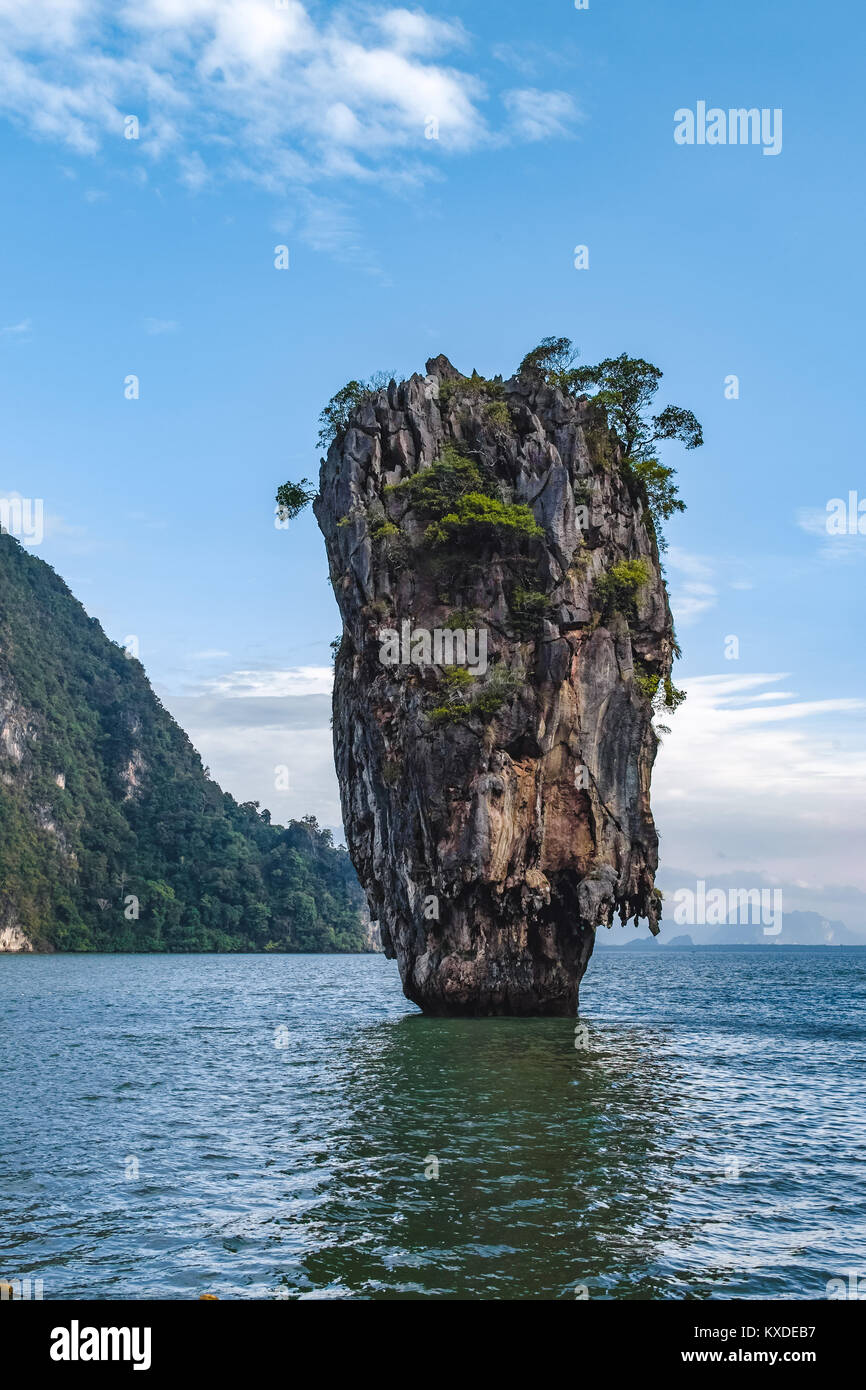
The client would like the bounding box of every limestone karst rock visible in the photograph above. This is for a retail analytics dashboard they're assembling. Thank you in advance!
[315,356,675,1015]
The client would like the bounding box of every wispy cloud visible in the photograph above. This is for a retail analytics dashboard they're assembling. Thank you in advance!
[492,39,580,81]
[1,317,32,336]
[144,316,178,335]
[665,546,717,625]
[270,190,387,270]
[0,1,579,204]
[503,88,581,141]
[797,503,865,559]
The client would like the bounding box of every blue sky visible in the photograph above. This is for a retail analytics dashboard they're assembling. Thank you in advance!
[1,0,865,928]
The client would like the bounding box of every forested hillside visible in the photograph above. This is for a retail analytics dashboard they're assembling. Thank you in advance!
[0,533,365,952]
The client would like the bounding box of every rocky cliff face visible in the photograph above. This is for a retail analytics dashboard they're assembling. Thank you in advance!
[315,356,675,1015]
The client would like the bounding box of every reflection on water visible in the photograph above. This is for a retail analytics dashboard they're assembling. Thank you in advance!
[1,950,864,1300]
[285,1014,693,1300]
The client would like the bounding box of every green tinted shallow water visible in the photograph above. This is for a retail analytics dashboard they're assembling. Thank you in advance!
[1,950,864,1299]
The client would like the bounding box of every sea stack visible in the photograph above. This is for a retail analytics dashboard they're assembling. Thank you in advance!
[315,355,674,1014]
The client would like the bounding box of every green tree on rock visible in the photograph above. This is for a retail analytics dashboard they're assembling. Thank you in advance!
[518,338,703,537]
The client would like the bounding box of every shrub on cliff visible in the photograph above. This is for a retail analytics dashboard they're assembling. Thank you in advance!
[276,478,316,521]
[518,336,580,392]
[316,371,395,450]
[424,491,543,547]
[438,369,504,408]
[509,587,549,636]
[595,558,650,620]
[387,444,484,510]
[626,456,686,528]
[634,660,686,715]
[387,445,542,549]
[428,664,521,726]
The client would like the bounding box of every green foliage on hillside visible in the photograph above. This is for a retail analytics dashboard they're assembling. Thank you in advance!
[0,535,367,953]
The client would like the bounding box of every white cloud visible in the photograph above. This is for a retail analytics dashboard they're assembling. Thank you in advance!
[375,8,468,57]
[208,721,340,824]
[503,88,580,141]
[654,672,866,906]
[0,0,576,203]
[161,664,338,825]
[1,316,31,335]
[205,666,333,698]
[168,694,340,824]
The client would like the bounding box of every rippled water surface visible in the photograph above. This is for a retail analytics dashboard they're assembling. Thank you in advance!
[2,949,865,1300]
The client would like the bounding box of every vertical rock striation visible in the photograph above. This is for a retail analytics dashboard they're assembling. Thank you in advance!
[315,356,675,1015]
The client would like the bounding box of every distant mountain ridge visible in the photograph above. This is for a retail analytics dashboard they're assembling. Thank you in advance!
[0,533,366,953]
[597,912,866,948]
